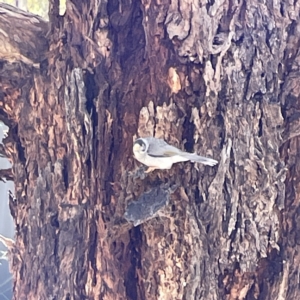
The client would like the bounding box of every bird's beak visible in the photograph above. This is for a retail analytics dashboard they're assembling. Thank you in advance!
[133,143,141,152]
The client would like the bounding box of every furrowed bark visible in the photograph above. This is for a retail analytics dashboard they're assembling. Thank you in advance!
[0,1,300,299]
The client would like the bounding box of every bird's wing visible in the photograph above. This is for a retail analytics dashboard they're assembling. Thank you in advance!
[146,138,182,157]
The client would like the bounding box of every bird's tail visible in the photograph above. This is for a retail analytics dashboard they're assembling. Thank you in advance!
[181,153,218,166]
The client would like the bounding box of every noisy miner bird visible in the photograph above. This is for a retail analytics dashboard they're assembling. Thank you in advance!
[133,137,218,172]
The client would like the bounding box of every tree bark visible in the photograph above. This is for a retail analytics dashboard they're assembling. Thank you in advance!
[0,1,300,299]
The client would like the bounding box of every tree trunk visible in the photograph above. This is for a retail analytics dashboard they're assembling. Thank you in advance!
[0,1,300,299]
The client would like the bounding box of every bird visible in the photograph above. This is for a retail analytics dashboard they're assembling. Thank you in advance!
[133,137,218,173]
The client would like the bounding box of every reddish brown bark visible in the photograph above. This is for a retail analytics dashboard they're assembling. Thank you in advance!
[0,1,300,299]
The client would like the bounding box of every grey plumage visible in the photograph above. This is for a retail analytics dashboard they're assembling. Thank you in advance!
[179,152,218,166]
[146,138,182,157]
[133,137,218,171]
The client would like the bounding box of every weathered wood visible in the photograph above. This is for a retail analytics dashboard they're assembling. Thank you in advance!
[0,0,300,299]
[0,4,48,66]
[0,167,13,182]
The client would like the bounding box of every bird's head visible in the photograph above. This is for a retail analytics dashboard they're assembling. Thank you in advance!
[133,138,149,157]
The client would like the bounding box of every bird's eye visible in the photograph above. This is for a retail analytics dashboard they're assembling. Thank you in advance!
[134,139,147,153]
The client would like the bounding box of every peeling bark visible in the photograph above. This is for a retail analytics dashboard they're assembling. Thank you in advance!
[0,0,300,299]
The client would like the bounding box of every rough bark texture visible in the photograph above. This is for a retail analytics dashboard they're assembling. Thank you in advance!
[0,0,300,299]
